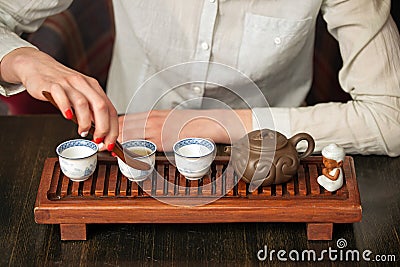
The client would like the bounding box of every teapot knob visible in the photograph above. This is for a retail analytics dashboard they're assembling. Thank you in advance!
[252,129,275,141]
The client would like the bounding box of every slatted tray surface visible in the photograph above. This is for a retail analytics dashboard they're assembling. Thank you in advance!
[34,155,361,240]
[46,156,351,200]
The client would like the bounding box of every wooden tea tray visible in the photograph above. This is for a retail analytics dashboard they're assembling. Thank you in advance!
[34,155,361,241]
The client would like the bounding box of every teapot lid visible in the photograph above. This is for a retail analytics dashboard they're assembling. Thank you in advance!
[246,129,287,151]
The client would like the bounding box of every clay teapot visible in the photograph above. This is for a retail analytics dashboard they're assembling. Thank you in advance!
[224,129,315,187]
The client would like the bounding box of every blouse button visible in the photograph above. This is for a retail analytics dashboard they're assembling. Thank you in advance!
[274,37,282,45]
[201,42,210,50]
[193,86,202,94]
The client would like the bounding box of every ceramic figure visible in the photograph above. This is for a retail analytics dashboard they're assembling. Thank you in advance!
[317,143,345,192]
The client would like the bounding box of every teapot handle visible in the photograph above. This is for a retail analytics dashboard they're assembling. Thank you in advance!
[288,133,315,159]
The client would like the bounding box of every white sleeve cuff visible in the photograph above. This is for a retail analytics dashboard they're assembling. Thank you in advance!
[0,81,25,96]
[0,28,37,60]
[0,27,36,96]
[252,107,292,137]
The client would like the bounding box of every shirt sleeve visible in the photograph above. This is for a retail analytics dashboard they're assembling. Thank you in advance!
[0,0,73,96]
[252,0,400,156]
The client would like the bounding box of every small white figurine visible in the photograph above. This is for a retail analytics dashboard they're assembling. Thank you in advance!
[317,143,345,192]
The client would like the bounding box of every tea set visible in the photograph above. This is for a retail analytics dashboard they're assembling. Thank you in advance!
[224,129,315,186]
[117,140,157,182]
[57,136,216,183]
[56,139,98,182]
[57,129,344,192]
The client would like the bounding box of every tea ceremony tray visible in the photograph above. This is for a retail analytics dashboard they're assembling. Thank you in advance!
[34,155,361,241]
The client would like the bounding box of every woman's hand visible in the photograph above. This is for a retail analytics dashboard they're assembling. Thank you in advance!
[119,109,252,151]
[0,47,118,150]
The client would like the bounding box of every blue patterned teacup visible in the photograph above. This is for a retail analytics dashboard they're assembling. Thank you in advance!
[173,138,216,180]
[117,140,157,182]
[56,139,98,182]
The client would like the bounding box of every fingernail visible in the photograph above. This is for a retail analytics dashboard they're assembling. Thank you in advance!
[80,131,89,138]
[98,142,104,150]
[65,109,73,120]
[111,152,117,157]
[107,143,115,152]
[93,137,104,144]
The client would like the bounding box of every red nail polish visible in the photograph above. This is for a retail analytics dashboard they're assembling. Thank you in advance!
[111,152,117,157]
[94,137,104,144]
[107,143,115,152]
[65,109,73,120]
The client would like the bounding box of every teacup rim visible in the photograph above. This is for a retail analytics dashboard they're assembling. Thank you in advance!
[120,139,157,159]
[173,137,215,158]
[56,139,98,160]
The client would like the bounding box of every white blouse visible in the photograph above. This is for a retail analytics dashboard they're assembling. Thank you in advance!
[1,0,400,155]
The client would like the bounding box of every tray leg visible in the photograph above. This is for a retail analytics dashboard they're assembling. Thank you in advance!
[306,223,333,240]
[60,224,87,240]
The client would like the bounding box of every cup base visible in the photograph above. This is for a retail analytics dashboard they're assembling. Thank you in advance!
[184,176,204,181]
[179,166,211,181]
[125,174,151,182]
[68,175,91,182]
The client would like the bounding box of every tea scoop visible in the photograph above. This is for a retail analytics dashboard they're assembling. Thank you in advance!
[42,91,151,170]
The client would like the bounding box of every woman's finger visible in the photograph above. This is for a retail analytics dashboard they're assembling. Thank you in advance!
[47,83,73,120]
[66,75,111,143]
[64,89,93,138]
[103,108,119,151]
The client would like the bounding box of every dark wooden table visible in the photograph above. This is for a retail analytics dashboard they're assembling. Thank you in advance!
[0,115,399,266]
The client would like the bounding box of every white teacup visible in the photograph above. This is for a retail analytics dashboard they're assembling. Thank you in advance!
[56,139,98,182]
[173,138,216,180]
[117,140,157,182]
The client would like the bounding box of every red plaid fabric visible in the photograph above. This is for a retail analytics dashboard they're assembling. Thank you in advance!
[0,0,115,114]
